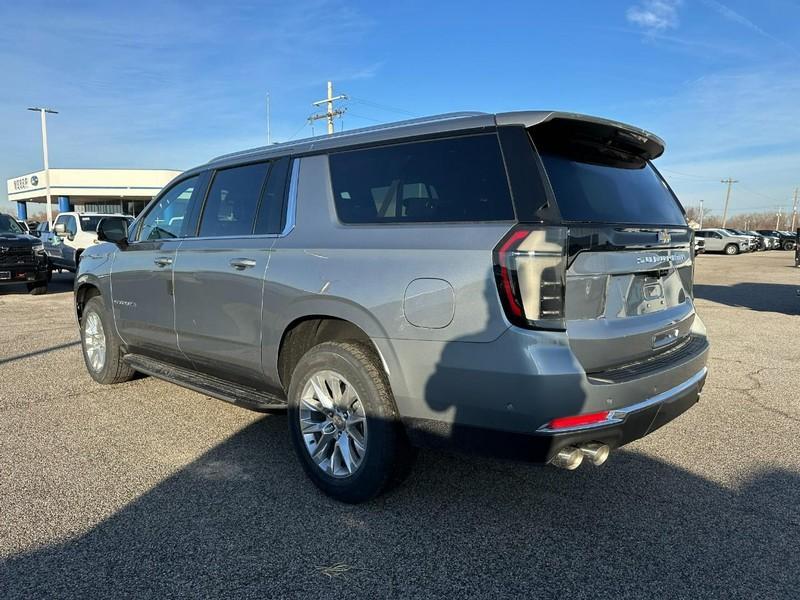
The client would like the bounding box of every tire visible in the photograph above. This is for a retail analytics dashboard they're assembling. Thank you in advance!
[81,295,136,385]
[287,341,416,503]
[724,243,739,255]
[27,282,47,295]
[783,241,795,251]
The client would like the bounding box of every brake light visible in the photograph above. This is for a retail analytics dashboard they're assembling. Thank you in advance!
[493,226,567,330]
[548,411,610,430]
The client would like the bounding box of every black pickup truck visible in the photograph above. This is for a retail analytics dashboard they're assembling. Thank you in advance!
[0,213,49,295]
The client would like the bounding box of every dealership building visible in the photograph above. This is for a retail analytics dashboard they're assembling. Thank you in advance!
[7,168,182,220]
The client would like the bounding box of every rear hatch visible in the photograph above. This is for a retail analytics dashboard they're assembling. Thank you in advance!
[531,118,696,374]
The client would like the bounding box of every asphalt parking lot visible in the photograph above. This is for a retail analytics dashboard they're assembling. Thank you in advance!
[1,253,798,599]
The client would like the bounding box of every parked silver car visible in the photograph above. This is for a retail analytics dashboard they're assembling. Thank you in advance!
[695,228,751,255]
[75,111,709,502]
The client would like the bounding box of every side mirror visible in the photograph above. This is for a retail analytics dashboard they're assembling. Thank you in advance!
[97,216,129,246]
[54,223,66,236]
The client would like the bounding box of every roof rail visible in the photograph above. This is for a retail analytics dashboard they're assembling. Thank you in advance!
[208,111,488,163]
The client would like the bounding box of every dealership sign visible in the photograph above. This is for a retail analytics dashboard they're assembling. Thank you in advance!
[11,174,40,191]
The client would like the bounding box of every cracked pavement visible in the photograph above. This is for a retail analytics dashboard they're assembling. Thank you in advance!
[1,254,799,599]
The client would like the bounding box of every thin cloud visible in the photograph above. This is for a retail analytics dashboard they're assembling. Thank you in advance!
[626,0,682,32]
[701,0,800,56]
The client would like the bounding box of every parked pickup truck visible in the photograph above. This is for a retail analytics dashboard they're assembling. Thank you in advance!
[43,212,133,272]
[0,213,49,294]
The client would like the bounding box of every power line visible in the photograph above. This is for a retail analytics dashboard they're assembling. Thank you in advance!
[736,183,786,204]
[286,120,310,141]
[660,168,720,182]
[348,96,418,117]
[346,112,385,124]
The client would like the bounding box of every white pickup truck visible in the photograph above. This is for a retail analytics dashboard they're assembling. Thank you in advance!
[42,212,133,272]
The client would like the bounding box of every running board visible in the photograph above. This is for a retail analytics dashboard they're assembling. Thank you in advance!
[123,354,287,413]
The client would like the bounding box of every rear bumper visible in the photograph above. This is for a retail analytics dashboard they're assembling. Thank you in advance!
[389,317,709,463]
[405,367,706,463]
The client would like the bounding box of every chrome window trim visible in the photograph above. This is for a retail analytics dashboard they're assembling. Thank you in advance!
[280,158,299,237]
[536,366,707,434]
[162,158,299,243]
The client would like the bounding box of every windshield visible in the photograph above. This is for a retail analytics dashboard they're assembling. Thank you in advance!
[79,215,106,232]
[0,214,24,234]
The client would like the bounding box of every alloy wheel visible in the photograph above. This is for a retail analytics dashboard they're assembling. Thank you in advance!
[83,312,107,372]
[298,369,368,478]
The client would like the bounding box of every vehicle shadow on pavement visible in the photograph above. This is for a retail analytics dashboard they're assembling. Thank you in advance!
[694,282,799,315]
[0,273,73,297]
[2,415,797,599]
[0,341,81,366]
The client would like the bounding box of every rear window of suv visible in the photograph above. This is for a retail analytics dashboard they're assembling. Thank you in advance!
[329,134,514,224]
[539,152,686,225]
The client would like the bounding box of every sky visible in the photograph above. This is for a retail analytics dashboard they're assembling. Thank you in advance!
[1,0,798,219]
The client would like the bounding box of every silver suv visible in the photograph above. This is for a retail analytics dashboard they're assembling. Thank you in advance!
[76,111,709,503]
[695,228,751,255]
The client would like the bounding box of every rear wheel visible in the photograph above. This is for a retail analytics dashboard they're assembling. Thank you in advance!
[287,341,415,503]
[81,295,136,384]
[724,243,739,255]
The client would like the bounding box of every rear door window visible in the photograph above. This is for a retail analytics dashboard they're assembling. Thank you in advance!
[329,134,514,224]
[253,157,290,235]
[199,162,269,237]
[538,152,686,226]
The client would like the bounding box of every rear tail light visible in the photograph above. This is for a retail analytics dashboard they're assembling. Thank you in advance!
[493,226,567,330]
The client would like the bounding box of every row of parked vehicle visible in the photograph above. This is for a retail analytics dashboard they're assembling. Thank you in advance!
[1,212,132,295]
[694,227,797,255]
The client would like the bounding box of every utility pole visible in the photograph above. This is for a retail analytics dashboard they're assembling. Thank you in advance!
[28,107,58,227]
[791,187,798,231]
[266,92,271,145]
[720,178,738,228]
[776,206,783,230]
[698,199,704,229]
[309,81,347,135]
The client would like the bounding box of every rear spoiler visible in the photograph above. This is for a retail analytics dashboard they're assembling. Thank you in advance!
[495,111,665,160]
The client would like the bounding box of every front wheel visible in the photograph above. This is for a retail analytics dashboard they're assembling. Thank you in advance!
[724,243,739,255]
[287,341,415,503]
[81,295,136,384]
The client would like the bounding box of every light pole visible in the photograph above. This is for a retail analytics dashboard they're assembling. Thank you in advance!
[28,107,58,227]
[698,199,704,229]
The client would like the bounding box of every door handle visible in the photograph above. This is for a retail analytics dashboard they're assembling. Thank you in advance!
[229,258,257,270]
[154,256,173,267]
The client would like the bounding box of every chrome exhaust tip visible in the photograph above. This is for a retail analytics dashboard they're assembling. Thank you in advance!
[579,442,611,466]
[550,446,584,470]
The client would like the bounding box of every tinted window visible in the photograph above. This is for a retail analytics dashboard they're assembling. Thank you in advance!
[199,163,269,237]
[139,176,199,241]
[254,157,290,235]
[539,153,686,225]
[329,134,514,223]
